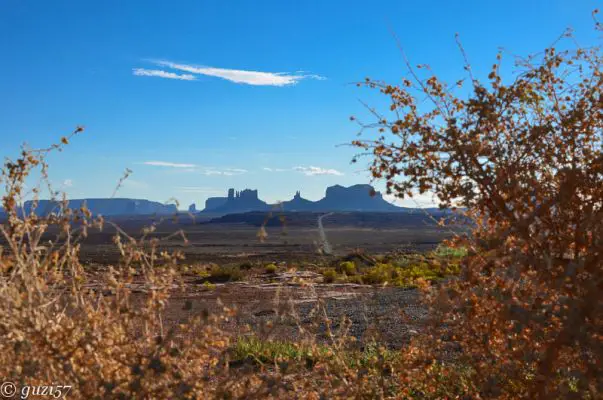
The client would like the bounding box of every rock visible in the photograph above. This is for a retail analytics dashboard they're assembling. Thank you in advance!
[201,185,409,213]
[203,188,269,214]
[22,198,177,217]
[314,184,400,211]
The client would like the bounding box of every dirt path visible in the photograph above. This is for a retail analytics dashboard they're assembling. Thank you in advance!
[317,212,334,255]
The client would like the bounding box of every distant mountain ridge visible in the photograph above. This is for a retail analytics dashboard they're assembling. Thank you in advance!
[0,184,434,219]
[21,198,177,217]
[202,184,411,214]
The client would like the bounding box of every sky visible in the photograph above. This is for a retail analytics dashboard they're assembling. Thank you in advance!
[0,0,600,209]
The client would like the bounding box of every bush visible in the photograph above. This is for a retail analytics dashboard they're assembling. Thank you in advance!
[432,245,467,259]
[321,268,337,283]
[338,261,356,275]
[0,132,234,398]
[239,261,255,270]
[231,336,318,365]
[203,281,217,290]
[352,18,603,397]
[209,264,243,282]
[357,261,448,286]
[361,263,394,285]
[264,263,277,274]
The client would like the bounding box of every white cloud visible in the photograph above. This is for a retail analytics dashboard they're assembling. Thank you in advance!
[294,166,344,176]
[141,162,247,176]
[149,60,325,87]
[63,179,73,187]
[263,167,288,172]
[201,168,247,176]
[133,68,196,81]
[142,161,197,168]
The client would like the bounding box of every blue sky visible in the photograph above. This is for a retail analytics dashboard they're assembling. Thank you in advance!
[1,0,600,208]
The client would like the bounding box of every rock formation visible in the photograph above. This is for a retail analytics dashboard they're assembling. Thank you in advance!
[314,184,400,211]
[205,197,228,211]
[22,199,177,217]
[201,185,406,214]
[280,191,315,211]
[203,188,269,213]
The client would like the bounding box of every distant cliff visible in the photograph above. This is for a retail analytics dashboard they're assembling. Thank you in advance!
[314,184,401,212]
[204,188,269,214]
[22,198,177,217]
[201,185,408,214]
[280,191,316,211]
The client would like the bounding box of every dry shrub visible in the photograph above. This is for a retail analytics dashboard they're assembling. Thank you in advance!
[0,131,234,398]
[352,14,602,399]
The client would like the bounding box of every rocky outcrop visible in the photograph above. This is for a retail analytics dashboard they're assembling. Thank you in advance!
[201,185,406,213]
[188,203,197,213]
[205,197,228,211]
[204,188,269,214]
[22,199,177,217]
[314,184,400,212]
[280,191,316,211]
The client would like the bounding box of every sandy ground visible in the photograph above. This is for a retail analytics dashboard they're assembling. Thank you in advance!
[114,272,429,349]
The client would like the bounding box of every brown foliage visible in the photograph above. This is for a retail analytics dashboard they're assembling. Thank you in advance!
[352,15,602,399]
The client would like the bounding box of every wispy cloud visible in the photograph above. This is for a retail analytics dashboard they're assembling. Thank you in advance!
[141,162,247,176]
[140,60,325,86]
[263,167,288,172]
[142,161,197,168]
[133,68,196,81]
[294,166,344,176]
[202,168,247,176]
[63,179,73,187]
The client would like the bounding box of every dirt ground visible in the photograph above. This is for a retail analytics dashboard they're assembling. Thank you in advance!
[78,216,455,265]
[70,214,454,347]
[105,271,429,349]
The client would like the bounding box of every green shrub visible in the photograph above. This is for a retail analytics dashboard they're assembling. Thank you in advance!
[358,261,452,286]
[202,281,216,290]
[432,245,468,259]
[361,263,394,284]
[188,264,209,277]
[321,268,337,283]
[231,337,318,364]
[338,261,356,276]
[239,261,255,270]
[264,263,277,274]
[209,264,243,282]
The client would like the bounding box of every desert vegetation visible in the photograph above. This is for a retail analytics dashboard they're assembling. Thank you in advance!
[317,246,464,286]
[0,14,601,399]
[351,13,602,398]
